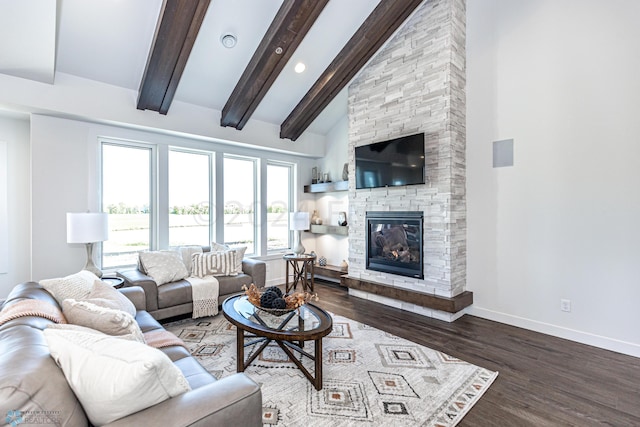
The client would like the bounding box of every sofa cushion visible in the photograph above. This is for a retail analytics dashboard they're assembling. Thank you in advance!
[192,251,237,277]
[211,242,247,274]
[77,279,137,317]
[179,245,203,276]
[157,279,192,309]
[218,274,254,297]
[39,270,98,306]
[139,250,189,285]
[62,299,145,342]
[44,328,191,426]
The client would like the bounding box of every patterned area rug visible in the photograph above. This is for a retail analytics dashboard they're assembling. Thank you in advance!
[165,311,497,426]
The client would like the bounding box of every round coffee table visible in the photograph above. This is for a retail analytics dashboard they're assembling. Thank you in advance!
[222,294,332,390]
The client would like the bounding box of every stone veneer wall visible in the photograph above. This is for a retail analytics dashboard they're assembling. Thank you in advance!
[347,0,466,321]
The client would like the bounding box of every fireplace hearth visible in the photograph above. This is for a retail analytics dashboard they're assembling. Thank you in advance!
[366,211,424,279]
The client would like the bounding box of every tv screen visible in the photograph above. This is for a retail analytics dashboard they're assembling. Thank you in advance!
[355,133,425,189]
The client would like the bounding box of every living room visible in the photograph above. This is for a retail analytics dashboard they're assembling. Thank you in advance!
[1,0,639,425]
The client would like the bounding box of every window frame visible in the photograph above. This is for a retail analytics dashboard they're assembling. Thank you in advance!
[99,138,298,268]
[222,154,259,255]
[167,147,215,247]
[265,160,294,253]
[100,139,157,269]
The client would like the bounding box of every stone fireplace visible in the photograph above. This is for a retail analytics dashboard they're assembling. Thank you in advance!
[345,0,469,321]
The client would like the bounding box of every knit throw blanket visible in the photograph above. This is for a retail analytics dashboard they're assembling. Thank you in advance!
[143,329,187,349]
[185,276,219,319]
[0,299,67,327]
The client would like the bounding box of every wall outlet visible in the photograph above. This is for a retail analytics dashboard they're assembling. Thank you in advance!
[560,299,571,312]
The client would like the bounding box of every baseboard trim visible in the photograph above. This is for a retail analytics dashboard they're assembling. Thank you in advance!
[467,306,640,358]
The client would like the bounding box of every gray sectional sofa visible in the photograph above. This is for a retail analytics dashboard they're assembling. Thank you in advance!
[118,247,266,320]
[0,282,262,426]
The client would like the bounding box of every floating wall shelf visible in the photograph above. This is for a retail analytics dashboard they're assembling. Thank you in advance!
[308,224,348,236]
[303,180,348,193]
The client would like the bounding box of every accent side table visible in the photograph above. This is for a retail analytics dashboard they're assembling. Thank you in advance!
[283,253,316,293]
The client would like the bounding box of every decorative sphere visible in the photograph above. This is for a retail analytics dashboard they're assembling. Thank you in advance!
[260,291,277,308]
[318,256,327,266]
[265,286,283,298]
[272,297,286,309]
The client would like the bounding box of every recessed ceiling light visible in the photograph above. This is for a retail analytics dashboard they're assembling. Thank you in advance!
[220,33,237,49]
[294,62,306,73]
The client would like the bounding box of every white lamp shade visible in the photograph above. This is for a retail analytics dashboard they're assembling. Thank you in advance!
[67,213,109,243]
[290,211,310,231]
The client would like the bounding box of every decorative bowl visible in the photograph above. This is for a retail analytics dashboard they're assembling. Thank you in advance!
[252,304,297,317]
[242,284,316,317]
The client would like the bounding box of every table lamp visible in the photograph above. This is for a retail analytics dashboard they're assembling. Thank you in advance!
[290,211,310,255]
[67,212,109,278]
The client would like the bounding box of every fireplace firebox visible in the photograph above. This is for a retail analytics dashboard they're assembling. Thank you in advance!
[366,211,424,279]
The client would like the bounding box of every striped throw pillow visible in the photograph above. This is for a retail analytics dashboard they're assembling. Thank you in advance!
[191,251,237,278]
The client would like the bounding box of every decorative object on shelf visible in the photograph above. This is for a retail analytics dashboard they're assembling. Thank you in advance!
[243,284,317,316]
[67,212,109,278]
[290,212,310,255]
[340,259,349,270]
[337,211,347,226]
[323,173,330,183]
[311,210,322,225]
[318,256,327,266]
[310,251,316,263]
[317,169,323,183]
[342,163,348,181]
[311,167,318,184]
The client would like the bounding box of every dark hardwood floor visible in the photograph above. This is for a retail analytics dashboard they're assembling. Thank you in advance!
[312,281,640,427]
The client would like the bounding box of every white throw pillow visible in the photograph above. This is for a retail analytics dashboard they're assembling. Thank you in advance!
[191,251,237,277]
[44,328,191,426]
[210,242,246,274]
[62,299,145,343]
[40,270,99,306]
[46,323,141,341]
[77,279,137,317]
[179,246,203,276]
[138,250,189,285]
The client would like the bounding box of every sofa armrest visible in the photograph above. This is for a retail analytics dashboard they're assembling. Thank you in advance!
[242,258,266,287]
[105,373,262,427]
[117,269,159,312]
[118,286,147,311]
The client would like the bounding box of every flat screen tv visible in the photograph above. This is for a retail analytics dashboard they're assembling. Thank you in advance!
[355,133,425,189]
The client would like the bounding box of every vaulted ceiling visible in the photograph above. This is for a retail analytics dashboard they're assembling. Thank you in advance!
[0,0,423,141]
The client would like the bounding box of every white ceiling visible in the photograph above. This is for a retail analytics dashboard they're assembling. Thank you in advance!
[0,0,382,135]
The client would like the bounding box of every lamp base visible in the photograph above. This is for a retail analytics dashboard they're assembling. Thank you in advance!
[293,230,305,255]
[84,243,103,278]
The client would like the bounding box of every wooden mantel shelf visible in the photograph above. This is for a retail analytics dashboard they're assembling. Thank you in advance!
[303,180,348,193]
[341,276,473,314]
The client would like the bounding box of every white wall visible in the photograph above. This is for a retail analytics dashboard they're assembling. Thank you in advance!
[0,114,30,297]
[0,72,326,158]
[466,0,640,357]
[313,115,349,267]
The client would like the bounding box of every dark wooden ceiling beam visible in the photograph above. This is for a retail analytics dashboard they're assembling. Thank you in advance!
[220,0,329,130]
[137,0,210,114]
[280,0,424,141]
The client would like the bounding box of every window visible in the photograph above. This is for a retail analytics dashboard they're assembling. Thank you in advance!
[102,143,153,268]
[101,139,296,266]
[223,156,256,254]
[266,162,292,251]
[169,150,211,247]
